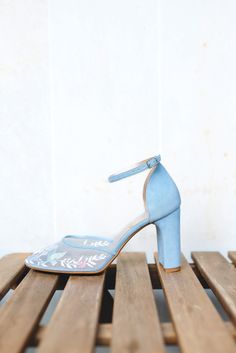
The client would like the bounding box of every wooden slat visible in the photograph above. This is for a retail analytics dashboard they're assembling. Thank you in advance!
[37,273,105,353]
[155,253,236,353]
[0,253,29,299]
[0,270,59,353]
[228,251,236,266]
[192,251,236,325]
[111,252,165,353]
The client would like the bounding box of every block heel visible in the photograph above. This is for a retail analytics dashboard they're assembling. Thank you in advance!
[154,208,181,272]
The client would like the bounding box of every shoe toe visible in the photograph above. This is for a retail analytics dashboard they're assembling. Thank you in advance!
[25,238,112,273]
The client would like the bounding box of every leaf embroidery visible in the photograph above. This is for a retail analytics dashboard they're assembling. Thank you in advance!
[82,239,110,247]
[32,250,107,270]
[58,253,107,269]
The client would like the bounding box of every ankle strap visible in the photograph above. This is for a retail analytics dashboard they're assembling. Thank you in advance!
[108,155,161,183]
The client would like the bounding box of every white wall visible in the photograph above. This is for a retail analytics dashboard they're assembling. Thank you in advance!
[0,0,54,254]
[160,0,236,257]
[1,0,236,261]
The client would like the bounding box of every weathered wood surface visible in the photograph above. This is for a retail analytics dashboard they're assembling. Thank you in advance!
[111,252,165,353]
[1,252,236,353]
[155,253,236,353]
[192,251,236,325]
[37,274,105,353]
[0,270,59,353]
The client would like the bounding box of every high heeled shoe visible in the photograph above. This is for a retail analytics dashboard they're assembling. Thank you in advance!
[25,155,181,274]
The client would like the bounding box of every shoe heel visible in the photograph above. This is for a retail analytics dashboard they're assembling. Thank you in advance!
[154,208,181,272]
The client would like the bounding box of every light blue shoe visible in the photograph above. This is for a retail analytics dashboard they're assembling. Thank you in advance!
[25,155,181,274]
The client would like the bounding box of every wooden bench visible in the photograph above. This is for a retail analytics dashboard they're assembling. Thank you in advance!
[1,251,236,353]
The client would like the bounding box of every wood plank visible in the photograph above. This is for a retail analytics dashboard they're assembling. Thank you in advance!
[155,253,236,353]
[37,273,105,353]
[0,253,29,299]
[0,270,59,353]
[228,251,236,266]
[192,251,236,325]
[111,252,165,353]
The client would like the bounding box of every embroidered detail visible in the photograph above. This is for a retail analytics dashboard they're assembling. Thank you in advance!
[33,244,57,257]
[28,250,108,271]
[82,239,110,247]
[59,253,107,269]
[47,251,67,266]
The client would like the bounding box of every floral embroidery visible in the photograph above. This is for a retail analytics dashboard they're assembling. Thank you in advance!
[59,254,107,269]
[28,249,108,271]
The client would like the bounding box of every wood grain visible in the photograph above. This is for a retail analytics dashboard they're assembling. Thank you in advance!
[192,251,236,325]
[37,273,105,353]
[0,253,29,299]
[0,270,58,353]
[111,252,165,353]
[156,253,236,353]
